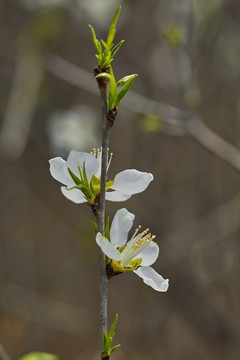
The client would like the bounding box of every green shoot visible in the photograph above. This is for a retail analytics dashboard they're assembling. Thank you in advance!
[89,6,123,69]
[102,314,121,358]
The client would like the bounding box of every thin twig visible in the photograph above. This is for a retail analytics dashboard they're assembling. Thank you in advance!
[96,82,110,358]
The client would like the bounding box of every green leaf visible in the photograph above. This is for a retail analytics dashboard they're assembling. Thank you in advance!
[79,185,93,200]
[106,5,121,48]
[111,40,124,59]
[105,216,110,240]
[19,353,58,360]
[102,328,107,347]
[90,221,98,233]
[89,25,102,56]
[82,161,89,186]
[108,314,118,339]
[108,66,117,110]
[102,314,120,357]
[68,167,81,185]
[116,74,138,87]
[101,39,108,49]
[105,314,118,351]
[78,166,84,183]
[116,74,138,107]
[110,344,121,354]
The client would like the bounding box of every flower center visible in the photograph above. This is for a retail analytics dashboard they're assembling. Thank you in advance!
[120,226,156,267]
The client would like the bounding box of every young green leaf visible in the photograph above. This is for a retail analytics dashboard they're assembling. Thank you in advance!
[110,344,121,354]
[105,216,110,240]
[90,221,98,233]
[105,314,118,351]
[108,66,117,110]
[108,313,118,339]
[116,74,138,87]
[111,40,124,59]
[82,161,89,187]
[89,25,102,56]
[106,5,121,48]
[68,167,81,185]
[101,39,108,49]
[76,185,92,200]
[102,314,120,357]
[116,74,138,107]
[102,328,107,347]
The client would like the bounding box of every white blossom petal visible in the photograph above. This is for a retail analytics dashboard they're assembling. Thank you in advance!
[111,169,153,195]
[110,208,135,247]
[49,157,74,186]
[133,266,169,292]
[61,186,86,204]
[96,233,121,260]
[66,150,99,182]
[135,241,159,266]
[105,191,132,202]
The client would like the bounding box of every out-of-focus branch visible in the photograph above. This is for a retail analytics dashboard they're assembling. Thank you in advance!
[186,117,240,171]
[0,343,11,360]
[0,53,43,159]
[45,55,240,172]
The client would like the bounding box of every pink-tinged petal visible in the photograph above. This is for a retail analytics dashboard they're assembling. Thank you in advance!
[49,157,74,186]
[133,266,169,292]
[135,241,159,266]
[61,186,86,204]
[110,208,135,247]
[111,169,153,195]
[66,150,99,182]
[105,191,132,202]
[96,233,121,260]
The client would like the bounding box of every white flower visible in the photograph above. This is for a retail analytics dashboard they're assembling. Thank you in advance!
[49,149,153,204]
[96,208,169,292]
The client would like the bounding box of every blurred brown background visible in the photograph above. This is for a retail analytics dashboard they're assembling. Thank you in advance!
[0,0,240,359]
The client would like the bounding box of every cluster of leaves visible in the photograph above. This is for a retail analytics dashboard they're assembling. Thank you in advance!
[89,6,138,112]
[89,6,123,70]
[102,314,121,359]
[96,66,138,110]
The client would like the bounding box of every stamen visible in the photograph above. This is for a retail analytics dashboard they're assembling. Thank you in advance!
[130,225,141,241]
[91,148,97,157]
[107,151,113,172]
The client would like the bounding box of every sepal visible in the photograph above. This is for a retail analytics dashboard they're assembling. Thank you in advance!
[111,258,142,273]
